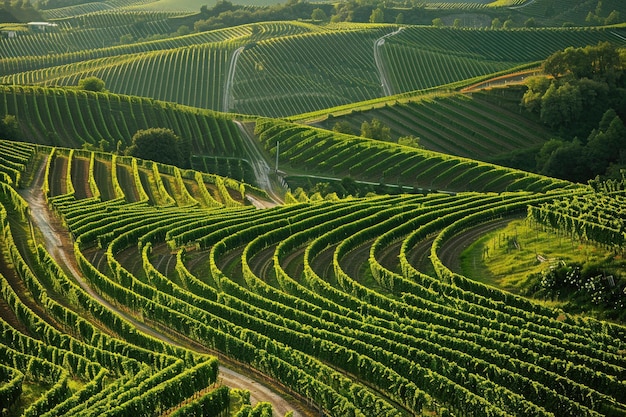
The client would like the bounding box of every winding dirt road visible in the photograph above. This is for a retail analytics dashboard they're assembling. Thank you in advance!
[235,121,284,206]
[223,46,244,112]
[373,27,403,97]
[20,157,304,417]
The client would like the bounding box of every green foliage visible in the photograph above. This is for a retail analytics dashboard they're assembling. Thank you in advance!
[0,114,20,140]
[369,7,384,23]
[360,118,391,141]
[311,7,327,21]
[126,128,189,167]
[78,76,106,93]
[522,42,626,182]
[543,42,623,83]
[398,134,421,148]
[332,120,357,135]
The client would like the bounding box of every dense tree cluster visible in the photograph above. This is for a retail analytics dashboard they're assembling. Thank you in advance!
[78,76,106,92]
[360,118,391,141]
[125,128,190,168]
[190,0,626,33]
[521,42,626,182]
[194,0,334,32]
[0,114,20,140]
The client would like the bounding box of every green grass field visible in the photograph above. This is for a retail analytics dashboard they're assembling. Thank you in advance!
[460,218,612,292]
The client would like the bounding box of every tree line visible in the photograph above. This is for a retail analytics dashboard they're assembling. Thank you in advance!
[521,42,626,183]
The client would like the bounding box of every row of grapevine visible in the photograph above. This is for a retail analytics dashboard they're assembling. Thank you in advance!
[37,144,252,208]
[0,85,246,157]
[528,185,626,249]
[0,143,270,416]
[0,139,36,186]
[254,118,572,193]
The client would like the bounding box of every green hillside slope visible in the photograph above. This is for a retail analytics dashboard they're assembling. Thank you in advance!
[254,118,573,193]
[2,142,626,417]
[0,85,247,172]
[314,86,551,162]
[3,23,623,117]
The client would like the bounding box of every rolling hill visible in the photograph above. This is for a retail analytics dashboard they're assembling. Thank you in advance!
[1,0,626,416]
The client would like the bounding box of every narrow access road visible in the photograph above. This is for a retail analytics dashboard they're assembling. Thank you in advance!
[20,157,303,417]
[222,47,284,206]
[374,27,403,97]
[508,0,537,10]
[223,46,244,112]
[460,69,539,93]
[235,121,284,205]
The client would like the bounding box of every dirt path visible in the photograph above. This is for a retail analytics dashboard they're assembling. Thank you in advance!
[373,27,404,97]
[235,121,283,206]
[19,156,306,417]
[223,46,244,112]
[460,69,538,93]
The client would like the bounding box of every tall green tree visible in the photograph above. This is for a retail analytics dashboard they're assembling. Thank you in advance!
[78,76,106,92]
[311,8,327,21]
[369,7,384,23]
[126,128,189,167]
[432,17,443,28]
[0,114,20,140]
[361,119,391,141]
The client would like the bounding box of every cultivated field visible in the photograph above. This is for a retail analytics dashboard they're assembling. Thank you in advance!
[1,0,626,416]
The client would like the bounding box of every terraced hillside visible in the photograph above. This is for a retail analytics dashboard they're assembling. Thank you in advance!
[2,139,626,417]
[0,140,252,417]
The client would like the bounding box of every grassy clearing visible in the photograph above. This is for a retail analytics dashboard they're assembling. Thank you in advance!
[460,218,612,294]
